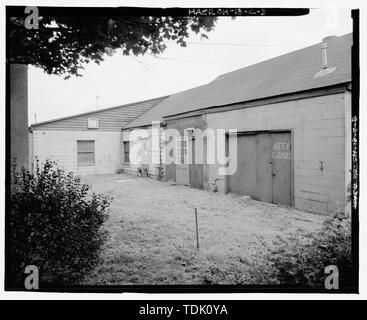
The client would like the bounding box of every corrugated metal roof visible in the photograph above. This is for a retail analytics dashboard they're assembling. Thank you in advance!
[126,33,352,128]
[31,95,169,131]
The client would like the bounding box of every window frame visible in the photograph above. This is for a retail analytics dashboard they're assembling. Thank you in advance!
[77,140,96,167]
[87,118,99,129]
[123,141,130,164]
[175,137,189,165]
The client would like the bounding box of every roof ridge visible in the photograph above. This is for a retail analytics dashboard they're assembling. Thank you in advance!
[30,94,170,128]
[213,32,352,81]
[123,95,171,129]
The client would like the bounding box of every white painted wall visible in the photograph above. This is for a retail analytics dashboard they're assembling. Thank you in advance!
[30,130,121,175]
[121,126,164,179]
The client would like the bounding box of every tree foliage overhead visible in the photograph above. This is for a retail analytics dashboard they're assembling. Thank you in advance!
[8,14,217,78]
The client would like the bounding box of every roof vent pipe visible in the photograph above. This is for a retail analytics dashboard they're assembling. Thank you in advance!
[314,35,338,78]
[321,42,328,69]
[321,35,337,69]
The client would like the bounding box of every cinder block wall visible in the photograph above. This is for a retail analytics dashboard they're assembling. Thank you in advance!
[205,92,350,215]
[30,130,121,175]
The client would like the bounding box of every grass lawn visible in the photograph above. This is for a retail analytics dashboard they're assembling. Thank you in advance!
[81,174,326,285]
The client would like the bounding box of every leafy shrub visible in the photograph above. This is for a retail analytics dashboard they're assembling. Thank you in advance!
[8,159,112,288]
[269,206,352,288]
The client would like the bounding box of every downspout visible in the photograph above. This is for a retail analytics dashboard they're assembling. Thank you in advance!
[28,125,34,173]
[159,120,167,181]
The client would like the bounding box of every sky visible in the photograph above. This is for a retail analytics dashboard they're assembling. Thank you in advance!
[28,8,353,125]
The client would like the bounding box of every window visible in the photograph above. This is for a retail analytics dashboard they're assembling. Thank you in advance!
[77,140,95,166]
[88,118,99,129]
[123,141,130,163]
[175,137,188,164]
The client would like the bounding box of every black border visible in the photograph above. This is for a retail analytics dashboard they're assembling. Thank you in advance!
[5,8,11,291]
[4,6,359,294]
[351,9,359,291]
[6,6,310,17]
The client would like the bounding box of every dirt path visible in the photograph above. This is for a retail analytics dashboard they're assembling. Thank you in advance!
[82,174,326,285]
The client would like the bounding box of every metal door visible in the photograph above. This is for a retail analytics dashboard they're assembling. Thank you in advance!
[176,137,189,185]
[255,133,273,203]
[271,132,292,205]
[228,133,257,198]
[189,137,203,189]
[228,131,292,205]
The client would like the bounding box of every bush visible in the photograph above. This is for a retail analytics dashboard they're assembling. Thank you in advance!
[8,159,112,288]
[269,207,352,288]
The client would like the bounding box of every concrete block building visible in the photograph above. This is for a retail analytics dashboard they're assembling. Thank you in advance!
[29,96,167,175]
[122,33,352,215]
[31,33,353,215]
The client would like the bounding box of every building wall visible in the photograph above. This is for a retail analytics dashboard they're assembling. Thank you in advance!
[30,129,121,175]
[121,125,164,179]
[204,92,349,214]
[10,64,29,169]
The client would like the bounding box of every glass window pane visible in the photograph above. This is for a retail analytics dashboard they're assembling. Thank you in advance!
[77,140,95,153]
[77,140,95,166]
[78,152,95,166]
[124,141,130,163]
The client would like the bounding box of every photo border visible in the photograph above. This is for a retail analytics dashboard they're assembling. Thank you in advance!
[4,6,359,294]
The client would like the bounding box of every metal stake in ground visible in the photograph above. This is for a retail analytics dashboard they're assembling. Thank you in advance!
[195,208,199,250]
